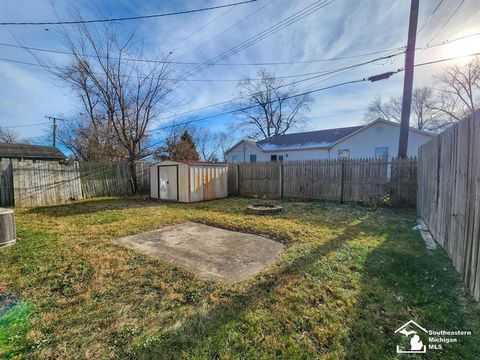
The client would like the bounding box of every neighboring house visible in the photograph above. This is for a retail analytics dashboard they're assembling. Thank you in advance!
[225,119,434,163]
[0,143,66,161]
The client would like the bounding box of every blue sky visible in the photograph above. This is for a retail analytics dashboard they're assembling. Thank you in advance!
[1,0,480,145]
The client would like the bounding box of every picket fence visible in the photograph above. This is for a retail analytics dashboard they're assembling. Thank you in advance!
[418,111,480,301]
[228,158,417,206]
[0,159,151,207]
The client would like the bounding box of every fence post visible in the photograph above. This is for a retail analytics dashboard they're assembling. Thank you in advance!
[340,161,345,203]
[236,164,240,195]
[280,163,284,199]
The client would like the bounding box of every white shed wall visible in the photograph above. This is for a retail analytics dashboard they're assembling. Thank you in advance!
[150,161,228,202]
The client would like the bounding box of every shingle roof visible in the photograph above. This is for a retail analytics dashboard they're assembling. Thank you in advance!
[0,143,66,160]
[256,125,364,150]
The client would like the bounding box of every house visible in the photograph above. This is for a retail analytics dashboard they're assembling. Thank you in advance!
[225,119,434,162]
[0,143,66,161]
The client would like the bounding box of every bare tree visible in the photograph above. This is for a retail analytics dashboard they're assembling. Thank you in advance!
[194,129,222,162]
[34,16,175,192]
[431,57,480,122]
[365,87,441,131]
[364,95,401,123]
[232,69,312,140]
[56,117,127,161]
[217,131,235,162]
[0,127,20,143]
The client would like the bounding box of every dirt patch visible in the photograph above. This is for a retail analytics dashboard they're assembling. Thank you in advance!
[0,290,20,313]
[116,222,285,283]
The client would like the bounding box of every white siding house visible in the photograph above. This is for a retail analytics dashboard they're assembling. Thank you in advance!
[225,119,434,163]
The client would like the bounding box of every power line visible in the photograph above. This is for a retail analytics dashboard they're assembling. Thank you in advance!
[0,0,258,26]
[0,122,50,129]
[425,30,480,49]
[180,0,335,79]
[148,50,480,133]
[427,0,467,45]
[143,78,370,150]
[0,51,404,82]
[172,0,277,61]
[170,6,236,53]
[417,0,446,34]
[179,0,336,80]
[413,50,480,67]
[3,28,478,67]
[9,51,480,142]
[0,40,403,66]
[148,51,404,123]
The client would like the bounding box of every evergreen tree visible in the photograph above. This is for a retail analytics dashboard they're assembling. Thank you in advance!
[157,130,200,161]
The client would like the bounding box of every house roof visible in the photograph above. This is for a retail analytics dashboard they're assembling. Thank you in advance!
[256,125,364,151]
[0,143,66,160]
[226,118,435,154]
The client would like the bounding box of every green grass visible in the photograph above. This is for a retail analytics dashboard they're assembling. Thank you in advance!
[0,197,479,359]
[0,298,34,358]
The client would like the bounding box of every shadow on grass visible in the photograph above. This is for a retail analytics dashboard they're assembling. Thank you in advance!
[25,197,166,217]
[134,217,370,359]
[344,222,480,359]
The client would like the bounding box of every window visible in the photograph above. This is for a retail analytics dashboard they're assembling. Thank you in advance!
[249,154,257,163]
[231,155,239,162]
[278,155,284,162]
[375,147,389,160]
[338,149,350,160]
[270,155,277,162]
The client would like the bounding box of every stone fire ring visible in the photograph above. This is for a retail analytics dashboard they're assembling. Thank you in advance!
[246,204,283,215]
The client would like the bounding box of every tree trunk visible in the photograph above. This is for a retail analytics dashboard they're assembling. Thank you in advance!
[129,161,139,194]
[0,208,16,247]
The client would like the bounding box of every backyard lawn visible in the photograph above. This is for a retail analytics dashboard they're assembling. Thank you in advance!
[1,197,479,359]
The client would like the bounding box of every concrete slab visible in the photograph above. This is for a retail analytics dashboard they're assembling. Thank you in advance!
[116,222,285,283]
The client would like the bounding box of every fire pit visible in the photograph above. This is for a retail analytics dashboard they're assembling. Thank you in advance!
[246,204,283,215]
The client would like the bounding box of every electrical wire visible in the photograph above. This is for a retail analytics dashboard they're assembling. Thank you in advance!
[0,122,51,129]
[172,0,277,61]
[170,6,236,54]
[0,0,258,26]
[143,78,368,150]
[0,50,404,82]
[3,27,479,66]
[424,30,480,49]
[148,51,404,123]
[417,0,446,34]
[427,0,467,45]
[147,50,480,134]
[0,40,403,66]
[179,0,336,80]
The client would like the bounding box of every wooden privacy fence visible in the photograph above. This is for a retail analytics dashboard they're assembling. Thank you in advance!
[418,111,480,301]
[11,160,82,207]
[0,159,151,207]
[228,158,417,206]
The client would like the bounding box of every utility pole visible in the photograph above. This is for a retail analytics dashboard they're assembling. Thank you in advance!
[398,0,419,158]
[45,116,63,147]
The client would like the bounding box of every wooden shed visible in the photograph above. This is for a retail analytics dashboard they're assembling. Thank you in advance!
[150,160,228,202]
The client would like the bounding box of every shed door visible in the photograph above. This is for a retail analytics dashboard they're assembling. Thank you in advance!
[158,165,178,201]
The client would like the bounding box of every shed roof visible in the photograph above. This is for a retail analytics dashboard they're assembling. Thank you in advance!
[0,143,66,160]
